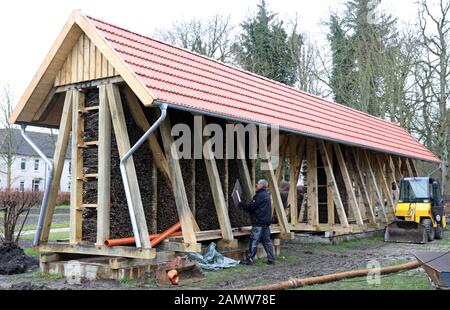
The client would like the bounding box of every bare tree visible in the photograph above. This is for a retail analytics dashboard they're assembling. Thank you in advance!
[0,85,17,190]
[419,0,450,194]
[155,15,235,63]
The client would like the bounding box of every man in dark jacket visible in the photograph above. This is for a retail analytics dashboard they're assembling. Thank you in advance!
[239,179,275,265]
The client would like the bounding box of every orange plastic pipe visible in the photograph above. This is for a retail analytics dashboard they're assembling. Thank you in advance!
[104,229,182,247]
[151,222,182,247]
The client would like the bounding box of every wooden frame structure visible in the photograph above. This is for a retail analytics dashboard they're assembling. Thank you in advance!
[10,11,432,263]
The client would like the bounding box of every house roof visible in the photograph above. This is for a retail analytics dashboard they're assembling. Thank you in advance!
[0,128,70,159]
[9,11,440,163]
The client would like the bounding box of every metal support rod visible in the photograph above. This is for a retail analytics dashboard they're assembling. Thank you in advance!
[20,125,54,246]
[120,104,168,248]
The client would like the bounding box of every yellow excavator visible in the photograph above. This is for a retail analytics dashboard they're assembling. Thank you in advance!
[385,177,447,244]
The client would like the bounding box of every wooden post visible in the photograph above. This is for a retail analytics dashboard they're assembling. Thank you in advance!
[106,83,151,249]
[386,155,400,207]
[70,89,84,244]
[151,162,158,233]
[306,139,319,226]
[407,158,418,177]
[96,85,111,245]
[160,114,200,252]
[236,135,254,202]
[374,155,395,218]
[200,117,235,244]
[288,139,305,226]
[326,143,335,225]
[318,141,349,228]
[275,136,289,184]
[260,147,292,239]
[191,159,196,215]
[333,144,364,226]
[41,90,73,242]
[351,148,377,224]
[362,150,388,222]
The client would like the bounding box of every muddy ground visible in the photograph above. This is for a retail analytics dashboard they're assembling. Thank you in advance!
[0,233,448,290]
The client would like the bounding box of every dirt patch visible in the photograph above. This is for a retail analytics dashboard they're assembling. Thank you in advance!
[0,241,38,275]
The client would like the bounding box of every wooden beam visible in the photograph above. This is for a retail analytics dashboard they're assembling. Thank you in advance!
[200,117,235,242]
[306,139,319,226]
[318,141,349,228]
[41,91,73,242]
[333,144,364,226]
[386,155,400,207]
[69,90,84,244]
[236,135,254,202]
[106,83,151,249]
[373,154,396,217]
[275,136,289,184]
[34,88,57,121]
[351,148,376,224]
[160,114,199,250]
[260,147,292,238]
[123,87,171,185]
[151,163,158,233]
[96,85,111,245]
[288,139,305,226]
[362,150,388,222]
[407,158,418,177]
[326,143,335,225]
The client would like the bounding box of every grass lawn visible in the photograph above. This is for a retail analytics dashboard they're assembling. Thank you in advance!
[299,267,433,290]
[20,231,69,241]
[19,222,69,232]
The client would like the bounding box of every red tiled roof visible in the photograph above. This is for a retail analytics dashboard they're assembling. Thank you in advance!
[87,15,439,163]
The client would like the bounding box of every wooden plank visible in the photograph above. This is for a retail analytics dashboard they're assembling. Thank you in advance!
[77,34,84,82]
[123,88,171,184]
[351,148,376,224]
[374,154,396,217]
[386,155,400,207]
[106,83,151,249]
[200,117,234,241]
[69,90,84,244]
[70,39,78,83]
[108,62,114,76]
[362,150,388,222]
[96,85,111,245]
[40,91,73,242]
[160,115,199,250]
[288,139,304,226]
[318,141,349,228]
[95,47,102,79]
[333,144,364,226]
[89,38,96,80]
[83,33,90,81]
[102,54,108,77]
[260,146,292,237]
[65,53,71,85]
[306,139,319,226]
[40,243,156,260]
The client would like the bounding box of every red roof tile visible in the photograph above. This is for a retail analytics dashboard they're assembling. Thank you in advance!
[87,15,439,163]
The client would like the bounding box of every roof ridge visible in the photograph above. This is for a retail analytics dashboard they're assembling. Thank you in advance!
[86,14,401,131]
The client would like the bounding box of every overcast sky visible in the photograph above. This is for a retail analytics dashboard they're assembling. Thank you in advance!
[0,0,422,105]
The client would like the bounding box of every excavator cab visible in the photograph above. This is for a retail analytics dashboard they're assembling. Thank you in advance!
[385,177,446,243]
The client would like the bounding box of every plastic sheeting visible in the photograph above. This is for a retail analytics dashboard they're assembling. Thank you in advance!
[187,243,240,271]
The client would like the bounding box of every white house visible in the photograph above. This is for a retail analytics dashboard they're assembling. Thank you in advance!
[0,128,71,192]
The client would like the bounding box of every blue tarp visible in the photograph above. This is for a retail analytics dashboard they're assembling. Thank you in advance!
[187,242,240,271]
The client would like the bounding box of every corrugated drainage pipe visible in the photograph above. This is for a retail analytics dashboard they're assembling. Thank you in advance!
[120,103,168,248]
[20,125,54,246]
[243,260,421,290]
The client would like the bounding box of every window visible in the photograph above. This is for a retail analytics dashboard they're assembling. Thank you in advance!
[34,159,40,171]
[32,179,40,193]
[20,159,26,170]
[19,181,25,192]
